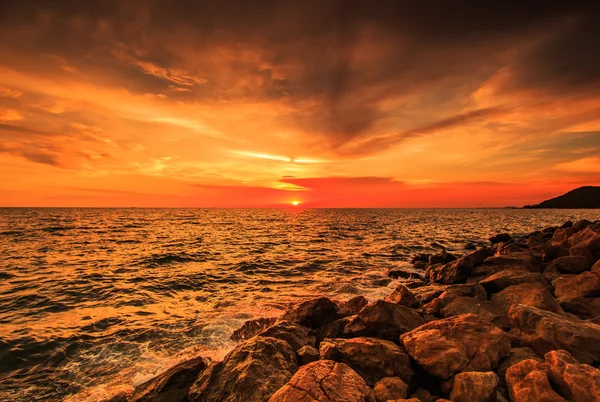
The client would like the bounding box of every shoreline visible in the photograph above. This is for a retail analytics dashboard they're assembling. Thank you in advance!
[102,219,600,401]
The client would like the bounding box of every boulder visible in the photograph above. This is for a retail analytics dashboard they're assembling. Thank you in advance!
[280,297,342,329]
[426,248,492,284]
[343,300,425,341]
[569,232,600,264]
[544,350,600,402]
[230,317,277,341]
[559,296,600,319]
[338,296,368,316]
[429,251,458,265]
[297,345,319,366]
[508,304,600,365]
[541,245,569,262]
[188,337,298,402]
[490,282,565,315]
[268,360,375,402]
[547,256,591,274]
[490,233,512,244]
[593,259,600,272]
[478,270,548,294]
[496,348,543,387]
[552,271,600,302]
[319,337,414,386]
[568,226,598,247]
[258,320,316,351]
[132,357,206,402]
[388,268,424,280]
[316,316,353,344]
[439,296,509,329]
[479,253,543,273]
[496,241,529,255]
[561,221,574,228]
[384,285,421,308]
[505,359,567,402]
[373,377,409,402]
[412,284,484,304]
[400,314,511,381]
[449,371,499,402]
[551,227,577,247]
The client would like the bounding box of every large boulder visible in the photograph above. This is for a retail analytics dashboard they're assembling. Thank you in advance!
[496,348,543,387]
[490,282,565,315]
[230,317,277,341]
[592,259,600,273]
[439,296,509,329]
[568,226,599,247]
[478,270,548,294]
[490,233,512,244]
[384,284,421,308]
[258,320,316,351]
[544,350,600,402]
[477,253,542,272]
[541,245,569,263]
[569,232,600,264]
[188,337,298,402]
[338,296,368,316]
[400,314,511,381]
[552,271,600,302]
[131,357,206,402]
[559,296,600,319]
[505,359,567,402]
[297,345,319,366]
[426,248,492,284]
[373,377,409,402]
[343,300,425,341]
[448,371,499,402]
[268,360,375,402]
[316,316,354,344]
[547,256,591,274]
[319,337,414,386]
[508,304,600,365]
[280,297,343,329]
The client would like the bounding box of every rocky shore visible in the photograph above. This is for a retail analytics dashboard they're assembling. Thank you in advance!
[105,219,600,402]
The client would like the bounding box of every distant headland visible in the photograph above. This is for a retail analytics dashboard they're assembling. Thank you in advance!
[524,186,600,209]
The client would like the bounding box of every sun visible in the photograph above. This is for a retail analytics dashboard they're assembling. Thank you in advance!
[291,200,301,206]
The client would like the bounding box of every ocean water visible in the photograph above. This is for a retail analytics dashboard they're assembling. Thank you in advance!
[2,208,600,401]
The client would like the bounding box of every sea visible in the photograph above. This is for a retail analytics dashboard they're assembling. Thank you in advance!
[2,208,600,401]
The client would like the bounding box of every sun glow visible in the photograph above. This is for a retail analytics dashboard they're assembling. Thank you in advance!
[291,200,301,206]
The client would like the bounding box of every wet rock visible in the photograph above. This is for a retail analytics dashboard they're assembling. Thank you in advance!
[541,245,569,262]
[429,251,458,265]
[316,316,353,344]
[569,232,600,264]
[268,360,375,402]
[132,357,206,402]
[384,284,421,308]
[497,348,543,387]
[414,261,428,270]
[465,243,477,250]
[412,253,431,264]
[544,350,600,402]
[373,377,409,402]
[230,317,277,341]
[449,371,499,402]
[505,359,567,402]
[439,296,509,329]
[343,300,425,341]
[547,255,591,274]
[188,337,297,402]
[258,320,316,351]
[280,297,342,329]
[297,345,319,366]
[496,241,529,255]
[490,282,565,315]
[490,233,512,244]
[552,271,600,302]
[388,268,424,280]
[338,296,368,316]
[319,337,414,386]
[508,304,600,365]
[426,248,492,285]
[400,314,511,381]
[478,270,548,294]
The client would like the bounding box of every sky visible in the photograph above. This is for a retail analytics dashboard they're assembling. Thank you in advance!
[0,0,599,207]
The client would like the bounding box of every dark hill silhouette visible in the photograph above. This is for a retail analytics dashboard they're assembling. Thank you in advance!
[524,186,600,208]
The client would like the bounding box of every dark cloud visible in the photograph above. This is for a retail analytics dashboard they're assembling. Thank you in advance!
[0,0,599,152]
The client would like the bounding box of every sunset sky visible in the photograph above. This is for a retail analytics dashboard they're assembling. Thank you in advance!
[1,0,599,207]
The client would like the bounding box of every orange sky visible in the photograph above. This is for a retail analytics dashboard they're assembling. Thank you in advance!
[0,1,599,207]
